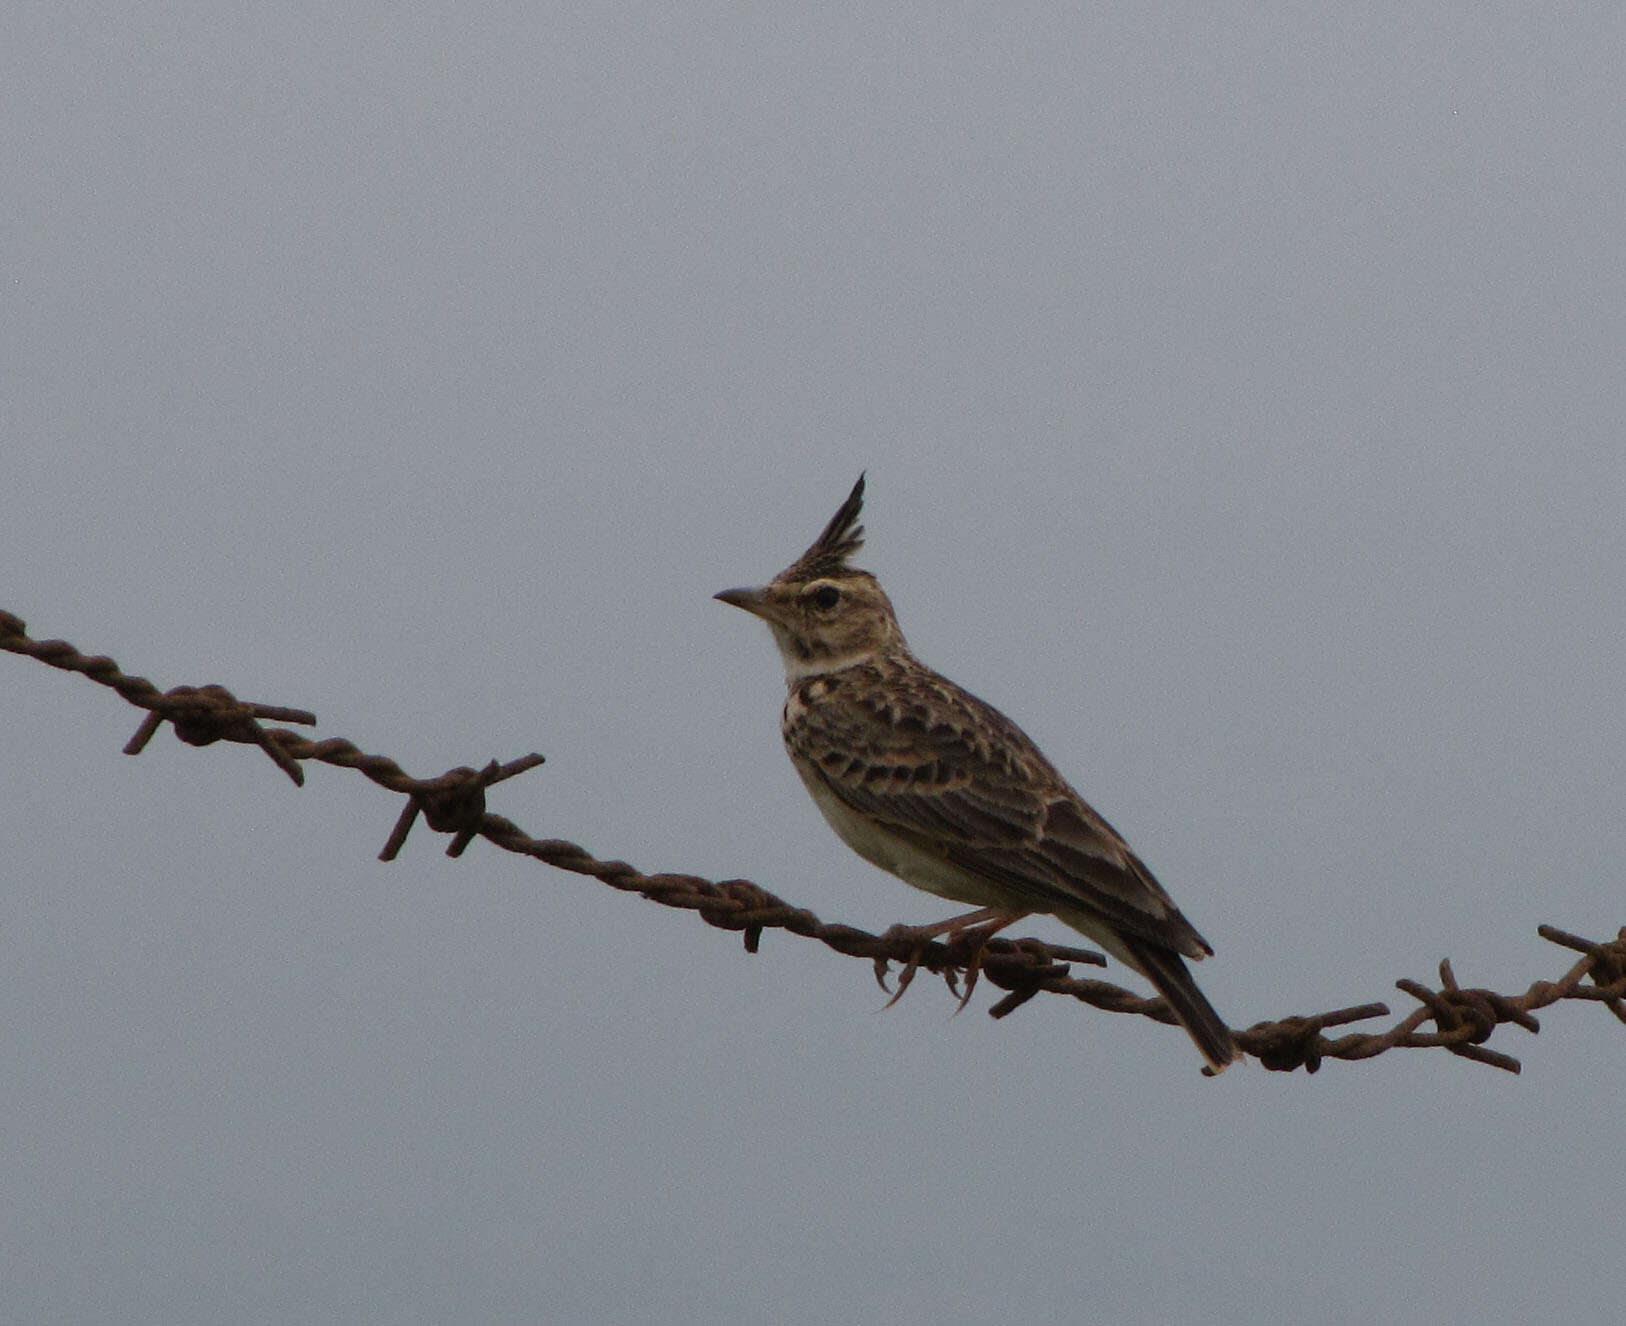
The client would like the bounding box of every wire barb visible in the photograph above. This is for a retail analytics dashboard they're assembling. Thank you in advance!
[124,683,318,785]
[378,755,547,860]
[8,607,1626,1075]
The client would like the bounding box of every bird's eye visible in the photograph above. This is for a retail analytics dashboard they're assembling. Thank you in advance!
[809,584,842,610]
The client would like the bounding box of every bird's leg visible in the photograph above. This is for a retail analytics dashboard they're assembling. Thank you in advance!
[876,908,1028,1011]
[945,909,1028,1013]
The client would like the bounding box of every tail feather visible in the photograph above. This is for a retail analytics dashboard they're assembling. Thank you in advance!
[1120,938,1237,1075]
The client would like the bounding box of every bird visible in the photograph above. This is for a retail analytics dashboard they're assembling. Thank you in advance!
[714,474,1237,1073]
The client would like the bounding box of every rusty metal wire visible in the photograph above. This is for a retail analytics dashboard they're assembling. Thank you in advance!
[7,606,1625,1075]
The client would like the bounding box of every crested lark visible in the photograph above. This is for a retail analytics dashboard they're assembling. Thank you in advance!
[715,475,1236,1073]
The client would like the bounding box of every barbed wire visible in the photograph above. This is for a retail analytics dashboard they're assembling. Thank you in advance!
[7,606,1624,1075]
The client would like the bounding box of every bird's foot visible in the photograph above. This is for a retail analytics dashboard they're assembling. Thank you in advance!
[944,911,1027,1014]
[875,910,1029,1012]
[876,923,937,1008]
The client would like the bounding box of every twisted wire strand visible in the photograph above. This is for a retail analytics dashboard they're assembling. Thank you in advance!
[7,608,1624,1074]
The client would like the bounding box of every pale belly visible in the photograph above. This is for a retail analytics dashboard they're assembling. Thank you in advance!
[792,760,1015,912]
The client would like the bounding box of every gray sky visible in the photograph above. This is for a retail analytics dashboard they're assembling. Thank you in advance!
[6,5,1624,1323]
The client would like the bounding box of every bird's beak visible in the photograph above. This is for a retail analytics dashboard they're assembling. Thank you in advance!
[714,585,772,619]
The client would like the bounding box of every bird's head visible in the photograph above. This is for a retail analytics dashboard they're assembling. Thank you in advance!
[715,474,908,678]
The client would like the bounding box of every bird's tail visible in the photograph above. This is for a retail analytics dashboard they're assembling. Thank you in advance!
[1120,938,1238,1075]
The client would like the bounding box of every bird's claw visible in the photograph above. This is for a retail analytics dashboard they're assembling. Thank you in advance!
[881,963,921,1010]
[949,958,983,1014]
[946,926,1005,1014]
[877,923,934,1009]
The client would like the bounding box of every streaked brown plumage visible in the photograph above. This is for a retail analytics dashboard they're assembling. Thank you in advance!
[716,475,1236,1073]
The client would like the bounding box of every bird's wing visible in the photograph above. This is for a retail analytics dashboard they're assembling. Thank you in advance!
[790,665,1212,957]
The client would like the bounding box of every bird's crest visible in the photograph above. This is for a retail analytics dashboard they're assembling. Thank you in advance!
[777,474,867,583]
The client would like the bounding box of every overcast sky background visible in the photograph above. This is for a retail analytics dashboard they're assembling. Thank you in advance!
[5,5,1624,1323]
